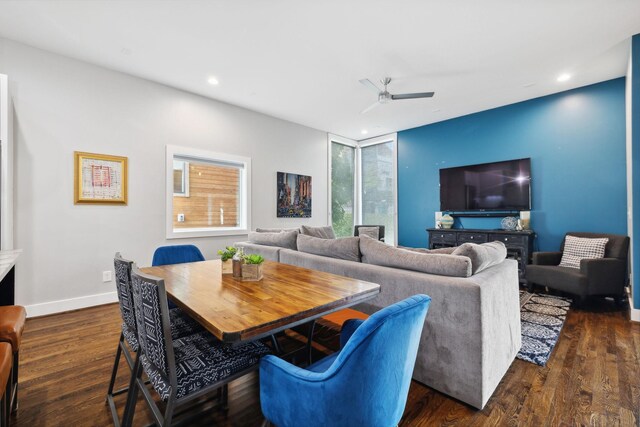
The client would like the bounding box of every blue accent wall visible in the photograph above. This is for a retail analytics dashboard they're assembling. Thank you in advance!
[398,78,627,251]
[631,35,640,309]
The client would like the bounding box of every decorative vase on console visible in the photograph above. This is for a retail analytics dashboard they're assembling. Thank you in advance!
[501,216,518,231]
[440,214,454,229]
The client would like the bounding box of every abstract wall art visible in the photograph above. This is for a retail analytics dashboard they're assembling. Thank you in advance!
[277,171,311,218]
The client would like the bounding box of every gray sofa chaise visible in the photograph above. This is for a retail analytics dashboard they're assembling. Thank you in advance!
[235,231,521,409]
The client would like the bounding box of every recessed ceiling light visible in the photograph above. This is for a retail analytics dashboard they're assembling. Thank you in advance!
[207,76,219,85]
[557,73,571,82]
[361,129,368,135]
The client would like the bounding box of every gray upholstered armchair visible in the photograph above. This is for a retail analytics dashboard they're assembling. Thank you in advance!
[525,232,629,304]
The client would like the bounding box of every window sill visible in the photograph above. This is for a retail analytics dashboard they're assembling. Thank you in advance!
[166,228,250,239]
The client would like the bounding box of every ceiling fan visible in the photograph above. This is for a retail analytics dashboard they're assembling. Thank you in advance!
[359,77,434,114]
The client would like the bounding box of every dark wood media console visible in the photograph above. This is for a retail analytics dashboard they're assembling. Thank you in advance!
[426,228,535,284]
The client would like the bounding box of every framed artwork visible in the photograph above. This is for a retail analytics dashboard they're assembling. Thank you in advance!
[74,151,128,205]
[277,171,311,218]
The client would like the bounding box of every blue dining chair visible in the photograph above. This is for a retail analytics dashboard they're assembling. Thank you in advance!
[259,294,431,427]
[152,245,205,266]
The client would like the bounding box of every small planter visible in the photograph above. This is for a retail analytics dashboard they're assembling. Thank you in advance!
[241,263,264,281]
[221,259,233,275]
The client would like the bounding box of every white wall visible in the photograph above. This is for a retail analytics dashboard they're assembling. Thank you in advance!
[0,38,328,315]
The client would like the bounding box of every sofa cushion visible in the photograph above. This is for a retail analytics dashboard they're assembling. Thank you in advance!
[359,235,472,278]
[297,234,360,262]
[248,230,298,250]
[559,235,608,269]
[451,241,507,275]
[300,225,336,239]
[399,246,457,255]
[255,227,300,233]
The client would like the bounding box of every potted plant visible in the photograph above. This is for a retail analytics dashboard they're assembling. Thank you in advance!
[217,246,237,274]
[241,254,265,281]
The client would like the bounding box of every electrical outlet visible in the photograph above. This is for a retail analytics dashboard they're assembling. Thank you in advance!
[177,213,185,222]
[103,271,112,282]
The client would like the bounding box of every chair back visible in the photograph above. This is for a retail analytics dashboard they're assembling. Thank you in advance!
[114,253,137,333]
[152,245,205,266]
[354,225,385,241]
[130,267,175,384]
[325,294,430,426]
[561,232,630,260]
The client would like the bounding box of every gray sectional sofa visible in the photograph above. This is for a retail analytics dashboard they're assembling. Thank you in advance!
[235,230,521,409]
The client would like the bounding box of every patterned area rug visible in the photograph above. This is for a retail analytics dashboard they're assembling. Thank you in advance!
[517,290,571,366]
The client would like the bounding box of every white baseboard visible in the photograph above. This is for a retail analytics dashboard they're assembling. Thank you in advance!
[630,296,640,322]
[24,291,118,318]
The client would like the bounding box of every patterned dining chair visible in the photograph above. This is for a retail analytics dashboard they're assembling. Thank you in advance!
[107,253,204,427]
[152,245,205,266]
[122,268,271,427]
[260,294,431,427]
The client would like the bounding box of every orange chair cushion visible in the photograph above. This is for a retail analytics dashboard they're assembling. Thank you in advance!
[0,306,26,351]
[0,342,12,392]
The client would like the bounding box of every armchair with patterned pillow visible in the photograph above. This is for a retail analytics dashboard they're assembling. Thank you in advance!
[525,232,629,305]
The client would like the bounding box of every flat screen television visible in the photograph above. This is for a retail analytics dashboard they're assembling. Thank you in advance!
[440,158,531,212]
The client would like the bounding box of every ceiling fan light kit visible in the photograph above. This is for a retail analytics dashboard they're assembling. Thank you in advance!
[359,77,434,114]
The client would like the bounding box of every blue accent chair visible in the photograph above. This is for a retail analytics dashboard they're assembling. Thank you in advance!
[259,294,432,427]
[152,245,205,267]
[152,245,205,310]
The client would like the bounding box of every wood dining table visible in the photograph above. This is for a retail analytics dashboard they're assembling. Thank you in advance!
[140,259,381,345]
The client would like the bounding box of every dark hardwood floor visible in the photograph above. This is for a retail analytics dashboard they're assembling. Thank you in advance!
[12,299,640,426]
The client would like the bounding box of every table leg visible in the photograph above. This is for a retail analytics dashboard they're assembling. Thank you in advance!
[306,319,316,366]
[269,334,282,355]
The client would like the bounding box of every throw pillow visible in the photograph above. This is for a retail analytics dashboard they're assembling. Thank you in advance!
[359,235,472,278]
[357,226,380,240]
[248,230,298,250]
[559,235,608,269]
[451,241,507,275]
[300,225,336,239]
[297,234,360,262]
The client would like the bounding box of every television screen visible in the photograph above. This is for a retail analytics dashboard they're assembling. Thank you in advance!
[440,158,531,211]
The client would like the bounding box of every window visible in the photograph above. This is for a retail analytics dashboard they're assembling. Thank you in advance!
[173,160,189,196]
[166,145,251,238]
[331,141,356,237]
[328,134,397,244]
[361,139,396,245]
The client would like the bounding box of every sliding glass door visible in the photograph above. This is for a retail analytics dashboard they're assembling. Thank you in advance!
[330,139,356,237]
[361,139,396,245]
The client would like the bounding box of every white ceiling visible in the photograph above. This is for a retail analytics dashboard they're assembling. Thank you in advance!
[0,1,638,140]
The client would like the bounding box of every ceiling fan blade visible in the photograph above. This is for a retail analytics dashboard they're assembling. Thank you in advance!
[360,101,380,114]
[359,78,382,94]
[391,92,435,100]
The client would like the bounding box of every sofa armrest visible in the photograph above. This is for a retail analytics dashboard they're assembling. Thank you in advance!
[580,258,627,295]
[532,251,562,265]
